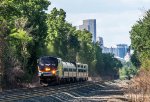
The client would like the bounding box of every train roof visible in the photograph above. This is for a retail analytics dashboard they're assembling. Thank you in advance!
[39,56,61,60]
[76,63,88,65]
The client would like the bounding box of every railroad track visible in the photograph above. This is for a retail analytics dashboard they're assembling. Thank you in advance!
[0,81,128,102]
[0,81,95,102]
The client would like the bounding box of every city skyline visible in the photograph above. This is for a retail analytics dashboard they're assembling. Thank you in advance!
[79,19,97,43]
[48,0,150,47]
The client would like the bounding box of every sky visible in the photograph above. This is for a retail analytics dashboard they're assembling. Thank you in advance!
[48,0,150,47]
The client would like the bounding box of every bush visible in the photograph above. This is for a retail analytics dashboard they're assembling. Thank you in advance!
[126,69,150,101]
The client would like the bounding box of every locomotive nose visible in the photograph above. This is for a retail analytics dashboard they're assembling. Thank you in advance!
[45,67,51,71]
[52,70,56,74]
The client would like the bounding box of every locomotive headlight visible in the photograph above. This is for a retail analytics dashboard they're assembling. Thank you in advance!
[45,67,51,71]
[52,70,56,74]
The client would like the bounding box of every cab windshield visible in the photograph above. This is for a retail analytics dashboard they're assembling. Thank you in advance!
[39,57,58,67]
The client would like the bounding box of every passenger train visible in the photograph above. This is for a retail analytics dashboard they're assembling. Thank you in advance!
[37,56,88,84]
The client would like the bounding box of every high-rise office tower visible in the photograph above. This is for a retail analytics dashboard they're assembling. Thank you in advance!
[102,46,118,57]
[79,19,96,43]
[117,44,128,58]
[97,37,103,47]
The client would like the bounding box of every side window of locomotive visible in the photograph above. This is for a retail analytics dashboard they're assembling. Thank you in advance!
[80,69,83,72]
[69,68,72,72]
[78,65,80,68]
[64,68,68,71]
[73,69,76,72]
[37,59,39,64]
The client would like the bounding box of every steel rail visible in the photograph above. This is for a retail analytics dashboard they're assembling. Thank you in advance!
[0,81,94,102]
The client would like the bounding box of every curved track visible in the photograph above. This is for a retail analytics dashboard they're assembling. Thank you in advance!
[0,82,94,102]
[0,81,128,102]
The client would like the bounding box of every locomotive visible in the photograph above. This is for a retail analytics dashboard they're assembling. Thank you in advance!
[37,56,88,84]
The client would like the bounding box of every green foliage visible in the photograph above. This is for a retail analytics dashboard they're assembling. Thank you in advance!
[119,61,138,79]
[76,30,93,64]
[130,10,150,69]
[0,0,51,87]
[10,29,32,42]
[130,51,141,68]
[9,18,33,71]
[46,8,79,61]
[102,53,122,76]
[95,43,103,74]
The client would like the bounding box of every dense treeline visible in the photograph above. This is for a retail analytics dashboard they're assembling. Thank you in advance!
[120,10,150,79]
[127,10,150,100]
[119,61,138,79]
[130,10,150,70]
[0,0,122,88]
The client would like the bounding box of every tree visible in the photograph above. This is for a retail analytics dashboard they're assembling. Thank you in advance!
[102,53,122,77]
[130,10,150,69]
[119,61,138,79]
[130,51,141,68]
[9,17,32,70]
[66,26,80,62]
[76,30,93,63]
[94,43,104,76]
[46,8,68,58]
[46,8,81,62]
[0,0,51,87]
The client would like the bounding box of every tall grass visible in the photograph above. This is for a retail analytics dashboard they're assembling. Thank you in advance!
[126,69,150,102]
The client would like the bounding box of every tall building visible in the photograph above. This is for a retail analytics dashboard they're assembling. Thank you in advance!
[79,19,96,43]
[102,46,118,56]
[97,37,103,47]
[117,44,128,58]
